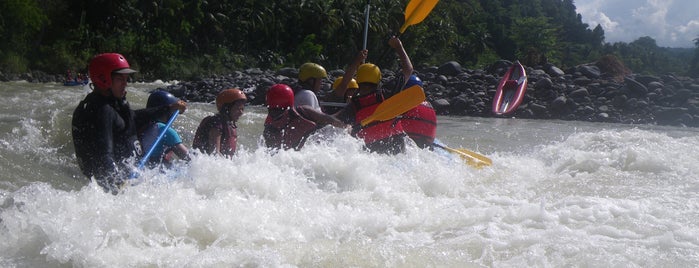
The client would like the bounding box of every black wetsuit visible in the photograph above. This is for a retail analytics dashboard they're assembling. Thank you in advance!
[72,91,165,193]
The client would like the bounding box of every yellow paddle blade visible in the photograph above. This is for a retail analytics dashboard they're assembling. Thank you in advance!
[360,85,426,126]
[453,148,492,167]
[400,0,440,33]
[433,142,492,169]
[444,146,491,169]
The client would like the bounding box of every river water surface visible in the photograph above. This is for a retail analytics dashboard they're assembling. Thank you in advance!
[1,81,698,267]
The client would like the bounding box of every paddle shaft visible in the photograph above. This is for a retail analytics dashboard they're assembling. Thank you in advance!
[363,0,370,51]
[432,141,492,168]
[136,109,180,170]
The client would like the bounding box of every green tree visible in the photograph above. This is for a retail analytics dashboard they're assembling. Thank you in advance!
[511,16,560,66]
[0,0,48,73]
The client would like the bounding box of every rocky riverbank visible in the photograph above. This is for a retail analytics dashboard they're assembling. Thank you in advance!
[153,60,699,127]
[6,59,699,127]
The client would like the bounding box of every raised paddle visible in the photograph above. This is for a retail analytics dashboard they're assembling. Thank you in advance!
[363,0,370,51]
[432,141,492,169]
[376,0,440,62]
[399,0,440,34]
[360,85,426,126]
[130,109,180,179]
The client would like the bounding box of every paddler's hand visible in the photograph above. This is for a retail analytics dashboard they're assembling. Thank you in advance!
[355,49,368,64]
[170,100,187,114]
[388,36,403,49]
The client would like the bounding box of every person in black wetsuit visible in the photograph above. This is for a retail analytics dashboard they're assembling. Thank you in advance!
[71,53,186,194]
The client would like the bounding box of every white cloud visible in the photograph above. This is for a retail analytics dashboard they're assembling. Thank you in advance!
[576,0,698,47]
[595,13,619,34]
[678,20,699,34]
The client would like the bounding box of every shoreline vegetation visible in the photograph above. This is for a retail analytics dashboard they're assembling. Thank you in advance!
[3,0,699,82]
[4,0,699,126]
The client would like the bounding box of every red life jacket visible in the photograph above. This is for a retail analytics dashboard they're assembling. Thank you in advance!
[352,92,405,145]
[263,107,317,150]
[192,114,237,156]
[400,101,437,147]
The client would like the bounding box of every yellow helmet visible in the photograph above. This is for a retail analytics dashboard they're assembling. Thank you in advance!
[356,63,381,84]
[332,76,359,91]
[298,62,327,82]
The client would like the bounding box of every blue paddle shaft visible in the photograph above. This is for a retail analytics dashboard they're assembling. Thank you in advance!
[137,109,180,169]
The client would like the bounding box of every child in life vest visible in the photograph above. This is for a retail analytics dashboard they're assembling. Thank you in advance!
[192,88,246,156]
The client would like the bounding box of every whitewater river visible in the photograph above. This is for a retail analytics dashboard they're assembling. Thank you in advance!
[1,81,698,267]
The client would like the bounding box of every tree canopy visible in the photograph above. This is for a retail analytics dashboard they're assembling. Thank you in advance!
[0,0,696,79]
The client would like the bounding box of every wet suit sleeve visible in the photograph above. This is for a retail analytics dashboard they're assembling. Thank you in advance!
[92,104,124,192]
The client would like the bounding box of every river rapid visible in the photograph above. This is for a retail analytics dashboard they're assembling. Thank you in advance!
[1,81,699,267]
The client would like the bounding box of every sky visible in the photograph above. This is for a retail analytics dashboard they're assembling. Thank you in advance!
[574,0,699,48]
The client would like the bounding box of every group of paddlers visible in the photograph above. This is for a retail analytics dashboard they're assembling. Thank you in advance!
[71,36,437,194]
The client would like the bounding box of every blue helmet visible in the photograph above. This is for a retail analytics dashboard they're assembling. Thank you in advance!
[147,90,179,108]
[404,74,423,89]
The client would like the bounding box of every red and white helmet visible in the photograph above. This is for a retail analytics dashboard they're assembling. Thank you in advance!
[88,53,137,89]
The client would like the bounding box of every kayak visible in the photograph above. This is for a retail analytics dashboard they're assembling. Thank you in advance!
[492,61,527,115]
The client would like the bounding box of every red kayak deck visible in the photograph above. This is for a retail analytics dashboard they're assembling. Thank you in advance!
[492,61,527,115]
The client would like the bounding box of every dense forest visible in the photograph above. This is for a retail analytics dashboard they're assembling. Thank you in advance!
[2,0,699,80]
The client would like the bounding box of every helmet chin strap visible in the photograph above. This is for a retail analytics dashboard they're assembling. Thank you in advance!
[220,104,231,121]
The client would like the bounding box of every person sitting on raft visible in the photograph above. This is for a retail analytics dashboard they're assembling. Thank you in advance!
[263,83,347,151]
[71,53,186,194]
[335,36,414,154]
[397,74,437,149]
[295,62,326,112]
[328,76,359,103]
[321,76,360,114]
[192,88,246,157]
[139,90,191,168]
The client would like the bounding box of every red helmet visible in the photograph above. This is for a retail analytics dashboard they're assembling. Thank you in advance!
[88,53,137,89]
[266,84,294,109]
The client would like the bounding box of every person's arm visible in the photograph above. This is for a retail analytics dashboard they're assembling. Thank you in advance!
[94,105,126,192]
[172,143,191,162]
[93,106,117,170]
[337,50,368,92]
[299,105,347,128]
[162,127,190,162]
[332,103,355,124]
[207,128,223,155]
[134,100,187,129]
[388,36,413,88]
